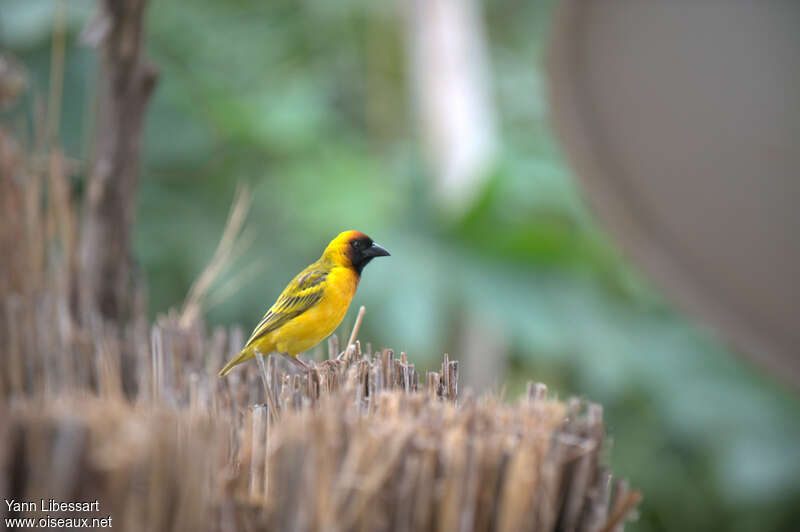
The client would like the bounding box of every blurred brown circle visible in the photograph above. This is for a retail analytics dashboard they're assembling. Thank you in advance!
[547,1,800,386]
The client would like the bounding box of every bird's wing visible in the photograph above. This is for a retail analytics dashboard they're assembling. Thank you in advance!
[242,267,329,349]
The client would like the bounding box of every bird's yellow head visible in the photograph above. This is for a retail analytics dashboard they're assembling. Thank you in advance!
[322,230,390,275]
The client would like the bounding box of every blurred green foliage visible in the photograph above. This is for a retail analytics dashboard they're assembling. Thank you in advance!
[3,1,800,530]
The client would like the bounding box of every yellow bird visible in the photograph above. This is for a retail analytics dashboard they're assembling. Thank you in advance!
[218,230,390,376]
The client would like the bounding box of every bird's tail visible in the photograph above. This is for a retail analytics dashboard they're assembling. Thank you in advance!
[218,346,254,377]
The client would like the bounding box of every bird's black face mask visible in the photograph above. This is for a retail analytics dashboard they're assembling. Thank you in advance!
[348,237,390,275]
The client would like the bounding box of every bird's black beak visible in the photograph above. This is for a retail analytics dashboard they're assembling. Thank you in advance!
[366,242,390,258]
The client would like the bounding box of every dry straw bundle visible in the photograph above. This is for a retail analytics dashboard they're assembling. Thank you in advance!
[0,121,639,531]
[2,396,218,531]
[3,328,639,532]
[239,352,639,532]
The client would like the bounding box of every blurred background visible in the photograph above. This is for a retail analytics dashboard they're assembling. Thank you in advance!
[2,0,799,530]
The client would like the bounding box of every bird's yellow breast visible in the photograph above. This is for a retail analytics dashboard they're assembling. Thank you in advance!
[262,266,358,355]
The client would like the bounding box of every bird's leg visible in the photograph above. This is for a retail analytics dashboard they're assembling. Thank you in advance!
[281,353,309,374]
[283,354,317,385]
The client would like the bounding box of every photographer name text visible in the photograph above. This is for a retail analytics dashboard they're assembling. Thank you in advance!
[6,499,100,513]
